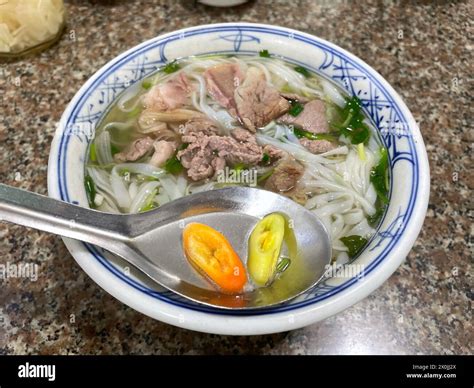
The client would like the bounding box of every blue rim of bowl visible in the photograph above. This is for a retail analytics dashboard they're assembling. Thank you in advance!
[56,25,418,316]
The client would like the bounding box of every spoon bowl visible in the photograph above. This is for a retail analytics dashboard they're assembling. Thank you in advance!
[0,184,331,309]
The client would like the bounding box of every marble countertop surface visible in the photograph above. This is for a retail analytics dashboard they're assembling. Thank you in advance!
[0,0,471,355]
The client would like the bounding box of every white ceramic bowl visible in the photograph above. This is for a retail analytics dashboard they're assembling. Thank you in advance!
[48,23,429,335]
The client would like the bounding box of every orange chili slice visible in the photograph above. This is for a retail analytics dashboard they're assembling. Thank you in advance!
[182,223,247,294]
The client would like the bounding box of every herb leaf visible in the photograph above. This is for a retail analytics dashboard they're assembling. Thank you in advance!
[370,147,389,204]
[162,60,180,74]
[294,66,311,78]
[288,100,304,116]
[89,143,97,162]
[259,49,271,58]
[368,203,386,227]
[345,125,370,144]
[84,175,96,208]
[332,96,370,144]
[111,144,120,155]
[340,235,368,258]
[261,153,270,164]
[164,154,184,174]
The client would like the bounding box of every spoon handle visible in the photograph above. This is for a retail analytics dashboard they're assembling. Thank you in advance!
[0,183,127,247]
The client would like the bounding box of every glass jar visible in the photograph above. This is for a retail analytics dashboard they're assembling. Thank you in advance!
[0,0,66,60]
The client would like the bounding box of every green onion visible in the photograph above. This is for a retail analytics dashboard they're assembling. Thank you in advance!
[162,60,180,74]
[261,153,270,164]
[89,143,97,162]
[142,80,153,90]
[257,169,274,184]
[119,168,130,175]
[164,154,184,174]
[233,163,247,173]
[259,49,271,58]
[293,127,338,142]
[84,175,96,209]
[294,66,311,78]
[280,84,293,93]
[139,203,157,212]
[340,235,368,258]
[276,257,291,273]
[370,147,389,204]
[136,175,158,183]
[127,106,142,118]
[288,100,304,117]
[138,189,158,213]
[357,143,366,161]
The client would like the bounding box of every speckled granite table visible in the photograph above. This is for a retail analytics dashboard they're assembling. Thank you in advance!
[0,0,472,355]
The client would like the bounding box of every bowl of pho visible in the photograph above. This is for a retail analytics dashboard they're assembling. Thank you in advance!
[48,23,429,335]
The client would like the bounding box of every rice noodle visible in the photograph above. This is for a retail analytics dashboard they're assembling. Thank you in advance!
[94,130,114,166]
[245,61,272,83]
[129,181,160,213]
[256,135,342,165]
[87,167,116,199]
[155,191,171,206]
[117,84,143,113]
[128,181,138,199]
[103,120,134,133]
[246,57,324,98]
[320,78,346,107]
[110,170,131,210]
[111,163,166,180]
[158,175,182,201]
[188,73,223,124]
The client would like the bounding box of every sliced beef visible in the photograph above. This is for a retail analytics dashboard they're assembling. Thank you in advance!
[182,116,220,137]
[114,137,154,163]
[264,157,304,193]
[234,67,290,132]
[208,135,262,166]
[279,99,338,154]
[149,140,176,167]
[177,133,225,181]
[299,138,336,154]
[143,73,192,111]
[231,127,257,143]
[279,99,329,134]
[262,144,287,162]
[204,63,244,116]
[178,125,263,181]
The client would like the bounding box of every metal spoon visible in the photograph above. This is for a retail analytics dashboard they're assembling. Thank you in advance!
[0,184,331,310]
